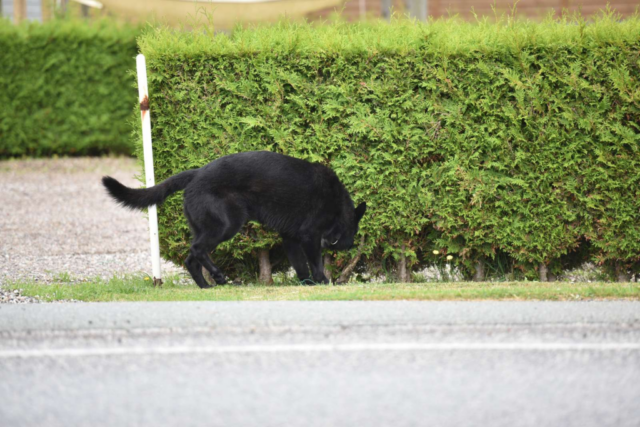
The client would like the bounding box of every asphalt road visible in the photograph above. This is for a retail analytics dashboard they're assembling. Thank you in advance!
[1,301,639,427]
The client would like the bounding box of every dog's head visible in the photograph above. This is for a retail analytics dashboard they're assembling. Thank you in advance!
[321,202,366,250]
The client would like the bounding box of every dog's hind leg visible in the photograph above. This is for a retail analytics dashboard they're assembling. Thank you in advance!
[183,196,226,287]
[183,201,217,288]
[184,254,212,289]
[189,230,231,285]
[282,238,311,283]
[186,197,246,287]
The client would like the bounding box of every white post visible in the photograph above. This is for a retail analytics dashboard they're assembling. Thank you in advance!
[136,54,162,286]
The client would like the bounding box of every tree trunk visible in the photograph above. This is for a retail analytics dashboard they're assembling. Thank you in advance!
[258,249,273,284]
[398,243,411,283]
[539,263,548,282]
[323,253,332,283]
[616,261,631,282]
[473,258,485,282]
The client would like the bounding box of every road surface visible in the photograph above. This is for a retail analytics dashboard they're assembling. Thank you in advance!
[1,301,639,427]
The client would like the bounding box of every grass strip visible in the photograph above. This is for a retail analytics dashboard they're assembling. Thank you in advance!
[6,275,640,302]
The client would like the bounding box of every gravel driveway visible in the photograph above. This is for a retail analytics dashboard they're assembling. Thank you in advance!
[0,157,183,286]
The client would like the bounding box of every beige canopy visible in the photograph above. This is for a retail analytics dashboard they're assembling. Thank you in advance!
[86,0,342,29]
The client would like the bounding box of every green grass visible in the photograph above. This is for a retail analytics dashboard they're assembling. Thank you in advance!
[6,275,640,302]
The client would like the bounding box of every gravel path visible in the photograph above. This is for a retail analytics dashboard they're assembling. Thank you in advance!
[0,288,40,304]
[0,157,184,290]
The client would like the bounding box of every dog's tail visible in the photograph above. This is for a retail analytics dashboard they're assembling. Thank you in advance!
[102,169,198,210]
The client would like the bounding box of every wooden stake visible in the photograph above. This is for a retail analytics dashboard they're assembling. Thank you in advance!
[398,242,411,283]
[323,253,332,283]
[539,263,548,282]
[473,258,485,282]
[258,249,273,284]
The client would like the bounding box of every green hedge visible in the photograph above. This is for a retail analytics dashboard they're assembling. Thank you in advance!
[0,18,139,157]
[138,13,640,279]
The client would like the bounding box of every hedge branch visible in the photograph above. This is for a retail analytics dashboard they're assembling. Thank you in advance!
[336,235,365,284]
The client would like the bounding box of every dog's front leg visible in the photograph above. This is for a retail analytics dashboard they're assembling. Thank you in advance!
[301,238,329,284]
[282,238,312,283]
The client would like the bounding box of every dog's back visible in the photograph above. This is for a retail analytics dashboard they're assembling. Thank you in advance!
[187,151,349,237]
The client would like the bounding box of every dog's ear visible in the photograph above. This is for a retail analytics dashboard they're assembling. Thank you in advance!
[355,202,367,223]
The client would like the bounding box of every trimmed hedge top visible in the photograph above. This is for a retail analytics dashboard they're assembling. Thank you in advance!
[140,13,640,56]
[138,12,640,279]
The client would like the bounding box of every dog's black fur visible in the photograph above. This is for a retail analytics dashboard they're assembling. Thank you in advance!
[102,151,366,288]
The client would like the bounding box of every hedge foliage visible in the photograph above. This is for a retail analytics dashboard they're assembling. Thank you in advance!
[138,12,640,280]
[0,18,139,157]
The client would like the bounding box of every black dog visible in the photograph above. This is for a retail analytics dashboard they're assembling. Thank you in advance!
[102,151,366,288]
